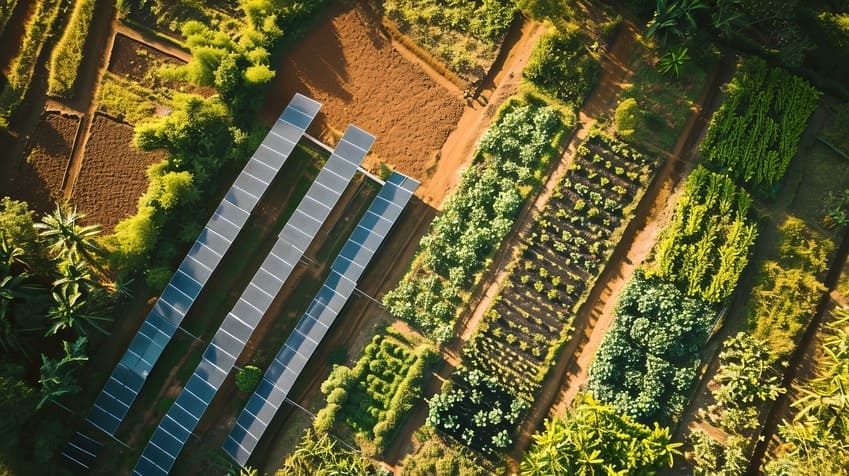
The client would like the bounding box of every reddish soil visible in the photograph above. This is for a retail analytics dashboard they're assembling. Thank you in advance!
[108,33,186,89]
[262,3,464,180]
[71,114,164,231]
[2,112,79,212]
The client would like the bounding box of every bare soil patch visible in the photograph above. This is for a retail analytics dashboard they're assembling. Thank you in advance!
[2,111,78,212]
[262,3,464,180]
[71,114,164,231]
[108,33,184,90]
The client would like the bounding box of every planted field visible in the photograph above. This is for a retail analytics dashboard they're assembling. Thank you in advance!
[107,34,186,90]
[382,0,515,82]
[700,57,819,193]
[523,28,600,111]
[647,166,758,304]
[464,131,658,401]
[264,4,464,179]
[47,0,96,96]
[315,329,437,455]
[383,99,566,342]
[5,112,78,212]
[71,114,165,231]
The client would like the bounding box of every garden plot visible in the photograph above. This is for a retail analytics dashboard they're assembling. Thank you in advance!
[463,131,658,403]
[263,4,464,179]
[4,112,78,213]
[71,114,165,231]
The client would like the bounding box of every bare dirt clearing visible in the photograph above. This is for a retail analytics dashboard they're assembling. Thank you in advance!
[71,114,164,231]
[262,3,464,180]
[3,112,79,213]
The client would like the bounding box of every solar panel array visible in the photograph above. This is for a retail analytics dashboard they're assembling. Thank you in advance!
[223,172,419,466]
[61,432,103,473]
[133,125,375,476]
[85,94,321,437]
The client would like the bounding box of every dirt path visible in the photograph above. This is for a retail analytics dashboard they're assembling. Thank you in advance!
[61,2,117,198]
[113,22,191,62]
[416,18,546,208]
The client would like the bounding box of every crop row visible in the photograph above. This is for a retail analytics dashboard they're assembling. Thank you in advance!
[383,99,566,343]
[462,130,657,404]
[700,57,819,193]
[48,0,97,97]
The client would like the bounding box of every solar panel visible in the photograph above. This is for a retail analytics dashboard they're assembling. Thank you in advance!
[84,94,321,438]
[222,172,419,466]
[132,125,373,476]
[61,432,103,474]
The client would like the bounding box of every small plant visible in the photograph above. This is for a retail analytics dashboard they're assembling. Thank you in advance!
[657,47,690,78]
[236,365,262,393]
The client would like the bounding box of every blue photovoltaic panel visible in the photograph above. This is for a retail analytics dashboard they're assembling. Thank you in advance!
[133,125,372,476]
[223,172,418,466]
[85,94,320,437]
[61,432,103,474]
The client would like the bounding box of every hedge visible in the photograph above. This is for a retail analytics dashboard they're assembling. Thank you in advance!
[47,0,97,97]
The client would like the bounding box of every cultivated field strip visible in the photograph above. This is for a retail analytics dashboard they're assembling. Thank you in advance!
[133,124,373,476]
[85,94,321,437]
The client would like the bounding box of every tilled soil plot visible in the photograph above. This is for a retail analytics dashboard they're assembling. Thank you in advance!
[3,112,78,213]
[71,114,165,231]
[263,4,464,180]
[109,33,184,89]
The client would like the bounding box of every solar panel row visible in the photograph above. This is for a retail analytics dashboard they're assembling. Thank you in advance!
[133,125,375,476]
[86,94,322,438]
[222,171,419,466]
[60,432,103,473]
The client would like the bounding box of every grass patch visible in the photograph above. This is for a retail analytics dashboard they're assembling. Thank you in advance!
[97,72,170,124]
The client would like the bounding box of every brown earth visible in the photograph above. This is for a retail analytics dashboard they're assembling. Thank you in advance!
[108,33,184,86]
[261,3,464,181]
[2,112,79,212]
[70,114,164,231]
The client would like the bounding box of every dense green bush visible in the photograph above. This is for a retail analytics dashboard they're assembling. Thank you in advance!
[700,57,820,193]
[521,393,680,475]
[279,429,378,475]
[383,100,564,342]
[648,166,757,304]
[614,98,640,138]
[47,0,96,97]
[235,365,262,392]
[523,27,599,110]
[400,425,491,476]
[427,368,529,457]
[586,272,715,423]
[0,0,67,127]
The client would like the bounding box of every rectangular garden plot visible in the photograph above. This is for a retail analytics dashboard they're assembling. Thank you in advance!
[71,114,166,231]
[463,131,660,403]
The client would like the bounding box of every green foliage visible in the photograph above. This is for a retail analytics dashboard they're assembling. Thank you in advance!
[278,428,379,475]
[586,272,715,423]
[700,57,820,193]
[0,198,39,258]
[0,366,36,450]
[236,365,262,393]
[646,0,707,46]
[97,73,167,125]
[521,393,680,475]
[47,0,96,97]
[0,0,67,126]
[317,332,436,455]
[748,217,831,360]
[0,0,19,42]
[38,336,88,409]
[764,308,849,474]
[427,368,529,457]
[383,0,516,81]
[657,47,690,78]
[523,27,599,110]
[463,130,657,402]
[400,425,491,476]
[614,98,641,138]
[383,100,563,343]
[690,429,750,476]
[647,166,757,304]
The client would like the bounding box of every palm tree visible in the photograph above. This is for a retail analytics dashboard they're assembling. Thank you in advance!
[35,205,104,273]
[53,255,98,293]
[0,234,41,354]
[46,285,109,336]
[37,336,88,409]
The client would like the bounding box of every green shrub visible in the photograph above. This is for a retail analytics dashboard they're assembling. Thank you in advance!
[235,365,262,393]
[614,98,640,138]
[144,265,172,291]
[313,403,340,434]
[523,27,599,110]
[47,0,96,97]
